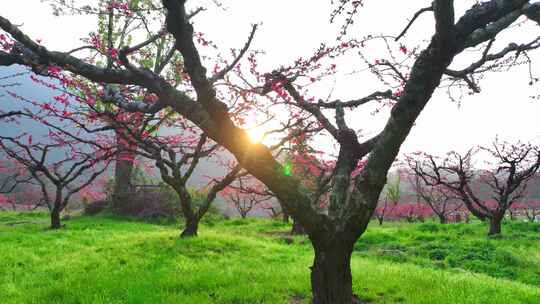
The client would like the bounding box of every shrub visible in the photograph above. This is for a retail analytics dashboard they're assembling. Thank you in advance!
[188,188,223,223]
[418,243,451,261]
[83,200,109,216]
[113,184,180,222]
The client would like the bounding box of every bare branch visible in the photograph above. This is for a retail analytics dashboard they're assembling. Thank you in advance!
[317,90,393,109]
[209,24,258,83]
[395,6,433,41]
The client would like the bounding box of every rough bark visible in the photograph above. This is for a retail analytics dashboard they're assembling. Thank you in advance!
[181,218,199,237]
[111,130,135,213]
[488,214,503,235]
[111,154,134,212]
[176,186,200,237]
[291,219,306,235]
[310,238,358,304]
[438,214,448,224]
[50,208,62,229]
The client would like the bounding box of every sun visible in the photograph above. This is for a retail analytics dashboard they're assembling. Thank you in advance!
[246,127,266,143]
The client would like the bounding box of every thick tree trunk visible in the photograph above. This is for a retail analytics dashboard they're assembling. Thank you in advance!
[181,218,199,238]
[488,215,503,235]
[438,214,447,224]
[311,240,359,304]
[112,130,135,213]
[50,209,62,229]
[112,155,134,212]
[291,219,306,235]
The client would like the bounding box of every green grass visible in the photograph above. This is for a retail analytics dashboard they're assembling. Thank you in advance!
[1,213,539,303]
[355,221,540,287]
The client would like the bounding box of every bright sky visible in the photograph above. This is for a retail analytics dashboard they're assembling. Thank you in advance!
[1,0,540,160]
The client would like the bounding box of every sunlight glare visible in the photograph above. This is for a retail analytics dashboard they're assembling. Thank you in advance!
[246,127,266,143]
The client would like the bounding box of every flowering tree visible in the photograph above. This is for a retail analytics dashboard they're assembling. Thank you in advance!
[3,0,540,302]
[80,1,176,212]
[0,161,32,210]
[386,202,434,222]
[227,192,261,219]
[222,175,272,219]
[508,201,523,220]
[0,134,113,228]
[76,175,109,203]
[0,77,117,227]
[410,140,540,235]
[121,125,244,237]
[405,159,462,224]
[0,158,49,211]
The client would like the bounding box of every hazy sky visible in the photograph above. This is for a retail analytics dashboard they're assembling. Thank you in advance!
[1,0,540,160]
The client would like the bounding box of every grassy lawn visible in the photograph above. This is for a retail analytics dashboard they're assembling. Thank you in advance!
[1,212,539,303]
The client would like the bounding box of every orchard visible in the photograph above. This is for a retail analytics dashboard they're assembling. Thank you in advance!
[1,1,540,304]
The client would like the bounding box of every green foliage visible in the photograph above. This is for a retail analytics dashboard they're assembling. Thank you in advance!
[385,175,401,204]
[185,187,221,221]
[0,213,539,303]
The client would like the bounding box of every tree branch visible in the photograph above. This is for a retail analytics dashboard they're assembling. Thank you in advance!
[395,6,433,41]
[209,24,258,84]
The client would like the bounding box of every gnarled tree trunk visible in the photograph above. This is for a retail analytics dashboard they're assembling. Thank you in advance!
[50,208,62,229]
[488,214,503,235]
[310,238,358,304]
[438,214,447,224]
[112,130,135,213]
[181,217,199,237]
[291,219,306,235]
[112,155,134,211]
